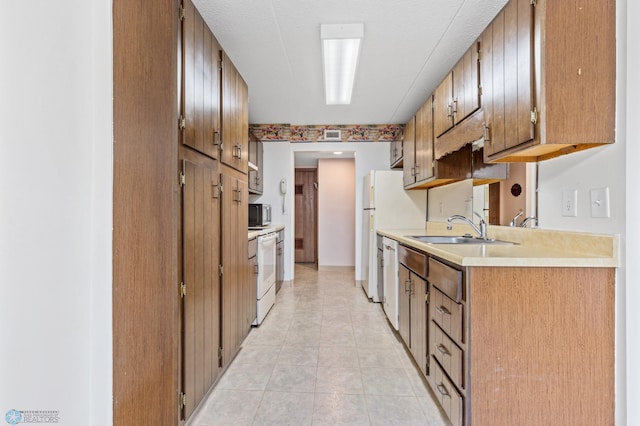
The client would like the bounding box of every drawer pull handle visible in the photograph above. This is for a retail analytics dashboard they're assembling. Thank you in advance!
[435,305,451,315]
[436,344,450,356]
[436,383,450,398]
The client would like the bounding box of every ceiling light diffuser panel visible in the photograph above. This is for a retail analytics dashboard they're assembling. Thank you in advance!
[321,23,364,105]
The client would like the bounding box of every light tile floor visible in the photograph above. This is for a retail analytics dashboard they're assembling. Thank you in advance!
[189,264,450,426]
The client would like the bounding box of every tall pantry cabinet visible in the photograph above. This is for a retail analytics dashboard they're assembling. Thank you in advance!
[113,0,252,424]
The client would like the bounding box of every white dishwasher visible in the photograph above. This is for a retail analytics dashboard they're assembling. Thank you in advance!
[382,237,399,330]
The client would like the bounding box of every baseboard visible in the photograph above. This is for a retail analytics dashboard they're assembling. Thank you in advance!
[317,265,355,272]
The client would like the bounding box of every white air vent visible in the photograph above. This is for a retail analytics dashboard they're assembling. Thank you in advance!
[323,129,342,141]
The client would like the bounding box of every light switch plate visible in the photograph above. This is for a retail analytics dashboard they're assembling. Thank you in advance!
[590,187,610,218]
[561,189,578,217]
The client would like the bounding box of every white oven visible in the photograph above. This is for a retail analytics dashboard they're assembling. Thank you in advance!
[253,232,277,325]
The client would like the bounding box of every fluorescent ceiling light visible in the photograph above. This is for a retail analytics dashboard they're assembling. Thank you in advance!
[321,23,363,105]
[333,151,343,155]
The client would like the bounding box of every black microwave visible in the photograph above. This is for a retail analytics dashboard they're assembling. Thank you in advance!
[249,203,271,228]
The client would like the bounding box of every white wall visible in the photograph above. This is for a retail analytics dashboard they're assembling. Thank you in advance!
[427,179,473,222]
[317,158,356,266]
[625,1,639,424]
[256,142,389,281]
[0,1,113,425]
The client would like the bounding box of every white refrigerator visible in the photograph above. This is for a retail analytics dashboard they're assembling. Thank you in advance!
[362,170,427,302]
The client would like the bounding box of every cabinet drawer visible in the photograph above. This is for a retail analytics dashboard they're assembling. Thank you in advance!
[432,287,463,344]
[248,237,257,258]
[428,258,462,302]
[432,322,464,391]
[398,245,427,278]
[433,359,464,426]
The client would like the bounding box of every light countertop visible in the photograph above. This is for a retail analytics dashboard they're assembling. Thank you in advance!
[378,222,619,268]
[248,224,284,240]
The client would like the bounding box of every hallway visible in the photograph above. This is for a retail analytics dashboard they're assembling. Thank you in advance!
[189,264,449,425]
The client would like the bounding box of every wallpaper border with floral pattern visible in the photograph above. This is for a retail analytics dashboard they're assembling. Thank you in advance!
[249,123,404,143]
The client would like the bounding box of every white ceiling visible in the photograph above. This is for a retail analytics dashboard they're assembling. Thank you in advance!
[194,0,509,126]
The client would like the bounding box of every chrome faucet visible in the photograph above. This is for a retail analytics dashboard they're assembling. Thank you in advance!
[520,216,538,228]
[509,210,524,227]
[447,213,488,240]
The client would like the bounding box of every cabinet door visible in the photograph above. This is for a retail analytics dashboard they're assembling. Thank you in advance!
[415,96,434,183]
[182,0,220,158]
[402,116,416,187]
[453,42,480,126]
[433,73,453,137]
[255,140,263,193]
[390,139,403,167]
[181,159,220,419]
[221,53,248,173]
[410,274,428,376]
[238,179,251,337]
[220,173,249,366]
[483,0,534,158]
[398,264,411,346]
[248,134,263,194]
[237,75,249,172]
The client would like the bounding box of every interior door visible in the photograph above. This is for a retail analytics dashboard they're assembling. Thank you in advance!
[294,168,317,263]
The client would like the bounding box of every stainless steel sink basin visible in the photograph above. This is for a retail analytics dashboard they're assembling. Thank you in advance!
[407,235,516,245]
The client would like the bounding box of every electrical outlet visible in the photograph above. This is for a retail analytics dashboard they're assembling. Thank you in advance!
[590,187,610,218]
[561,189,578,217]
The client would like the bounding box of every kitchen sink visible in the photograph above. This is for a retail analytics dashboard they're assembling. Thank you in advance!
[406,235,517,245]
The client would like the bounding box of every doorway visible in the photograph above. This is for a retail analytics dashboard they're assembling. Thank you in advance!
[294,168,317,264]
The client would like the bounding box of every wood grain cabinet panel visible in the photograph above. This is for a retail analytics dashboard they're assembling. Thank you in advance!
[433,359,464,426]
[221,54,249,173]
[113,0,180,423]
[398,264,412,347]
[466,267,615,425]
[221,173,249,368]
[398,245,429,376]
[248,132,263,194]
[424,258,614,426]
[415,96,435,183]
[482,0,616,163]
[431,287,463,346]
[182,0,220,159]
[404,95,473,190]
[402,116,416,187]
[433,73,453,138]
[390,139,403,168]
[180,159,220,420]
[432,322,463,390]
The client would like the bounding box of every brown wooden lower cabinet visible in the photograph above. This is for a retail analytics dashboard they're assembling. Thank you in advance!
[427,262,614,426]
[220,171,249,368]
[393,242,614,426]
[180,157,221,420]
[397,245,429,376]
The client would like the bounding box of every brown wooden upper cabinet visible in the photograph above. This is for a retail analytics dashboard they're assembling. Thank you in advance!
[404,95,474,190]
[181,0,221,159]
[221,52,249,173]
[414,96,435,183]
[482,0,615,163]
[390,139,403,169]
[433,42,480,138]
[248,131,263,194]
[402,116,417,187]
